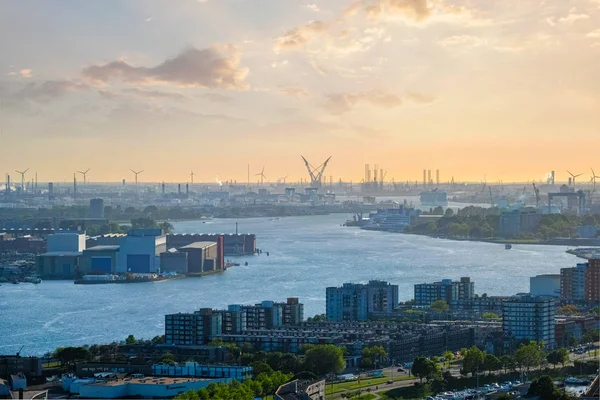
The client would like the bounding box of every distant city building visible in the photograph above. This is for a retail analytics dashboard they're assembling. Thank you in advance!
[414,277,474,307]
[585,258,599,303]
[560,263,588,302]
[165,298,304,346]
[37,231,86,278]
[89,198,105,219]
[116,229,166,273]
[502,295,556,350]
[326,281,398,322]
[530,274,561,297]
[498,210,541,238]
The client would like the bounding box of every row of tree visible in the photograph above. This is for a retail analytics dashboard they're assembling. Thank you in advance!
[174,370,293,400]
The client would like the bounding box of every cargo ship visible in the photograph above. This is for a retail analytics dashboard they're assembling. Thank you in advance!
[74,273,184,285]
[420,189,448,207]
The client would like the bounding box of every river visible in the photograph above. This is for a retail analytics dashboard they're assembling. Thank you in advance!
[0,214,574,356]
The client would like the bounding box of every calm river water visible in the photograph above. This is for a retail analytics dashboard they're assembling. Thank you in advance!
[1,214,574,355]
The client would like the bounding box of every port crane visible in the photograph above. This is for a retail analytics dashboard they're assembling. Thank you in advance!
[532,183,542,207]
[301,156,331,188]
[16,345,24,357]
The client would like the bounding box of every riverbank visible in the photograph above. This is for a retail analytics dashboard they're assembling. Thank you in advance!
[406,232,600,247]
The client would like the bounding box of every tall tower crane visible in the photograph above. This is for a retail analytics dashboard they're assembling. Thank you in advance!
[301,156,332,188]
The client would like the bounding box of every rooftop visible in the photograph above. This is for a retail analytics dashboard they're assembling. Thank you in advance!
[85,245,120,252]
[88,376,209,387]
[180,241,216,250]
[39,251,83,257]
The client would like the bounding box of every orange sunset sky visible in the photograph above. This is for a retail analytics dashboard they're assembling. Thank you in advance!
[0,0,599,184]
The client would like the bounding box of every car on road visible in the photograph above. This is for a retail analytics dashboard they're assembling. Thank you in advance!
[397,368,405,372]
[387,380,393,384]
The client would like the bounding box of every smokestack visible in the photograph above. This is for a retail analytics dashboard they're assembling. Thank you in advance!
[161,182,165,194]
[48,182,54,200]
[186,183,189,197]
[436,169,440,186]
[5,174,9,194]
[73,174,77,199]
[178,184,181,196]
[423,170,426,186]
[428,170,432,185]
[122,179,126,186]
[365,164,370,183]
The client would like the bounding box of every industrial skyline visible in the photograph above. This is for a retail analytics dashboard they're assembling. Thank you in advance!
[0,0,598,182]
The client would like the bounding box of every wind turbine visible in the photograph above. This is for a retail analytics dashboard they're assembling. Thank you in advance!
[279,175,289,184]
[255,167,267,185]
[15,168,29,193]
[130,169,144,186]
[77,168,90,184]
[591,168,599,189]
[567,171,582,187]
[190,170,196,184]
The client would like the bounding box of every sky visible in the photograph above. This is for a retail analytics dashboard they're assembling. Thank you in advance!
[0,0,599,184]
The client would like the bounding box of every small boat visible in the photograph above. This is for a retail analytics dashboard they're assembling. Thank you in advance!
[244,262,248,266]
[505,244,512,250]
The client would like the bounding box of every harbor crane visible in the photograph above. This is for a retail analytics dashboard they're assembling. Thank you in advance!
[301,156,331,188]
[532,182,541,206]
[16,345,24,357]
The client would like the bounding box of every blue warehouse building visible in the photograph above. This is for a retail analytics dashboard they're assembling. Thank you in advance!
[116,229,166,273]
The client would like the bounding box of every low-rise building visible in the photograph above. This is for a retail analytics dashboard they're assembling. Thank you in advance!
[530,274,561,297]
[80,245,120,275]
[275,379,326,400]
[152,363,251,381]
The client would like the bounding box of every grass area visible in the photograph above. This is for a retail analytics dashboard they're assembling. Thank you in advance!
[325,374,412,395]
[385,383,433,400]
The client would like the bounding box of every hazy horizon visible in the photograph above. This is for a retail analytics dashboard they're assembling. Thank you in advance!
[0,0,599,183]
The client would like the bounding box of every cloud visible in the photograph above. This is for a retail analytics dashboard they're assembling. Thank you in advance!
[494,45,525,53]
[346,0,433,22]
[274,21,329,51]
[271,60,289,68]
[16,80,87,101]
[19,69,33,78]
[587,29,600,38]
[82,46,249,90]
[202,93,232,103]
[304,4,320,12]
[438,35,483,48]
[324,89,435,113]
[123,88,188,100]
[278,86,309,99]
[145,17,153,22]
[547,11,590,26]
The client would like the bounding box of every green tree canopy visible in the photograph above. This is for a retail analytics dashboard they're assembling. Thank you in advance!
[361,346,387,369]
[411,356,439,383]
[430,300,449,312]
[482,312,499,319]
[515,342,544,372]
[483,354,501,375]
[125,334,136,345]
[461,346,484,377]
[303,345,345,376]
[547,348,569,369]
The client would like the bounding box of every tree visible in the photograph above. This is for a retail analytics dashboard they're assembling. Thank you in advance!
[250,361,273,377]
[411,356,439,383]
[444,208,454,217]
[306,314,327,322]
[482,312,499,320]
[547,348,568,369]
[559,305,578,315]
[582,329,600,343]
[54,347,91,369]
[514,342,544,373]
[443,350,454,368]
[500,355,517,374]
[483,354,501,375]
[361,346,387,369]
[430,300,449,312]
[160,352,176,364]
[125,334,136,345]
[461,346,484,377]
[151,335,165,344]
[303,345,345,376]
[527,376,563,400]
